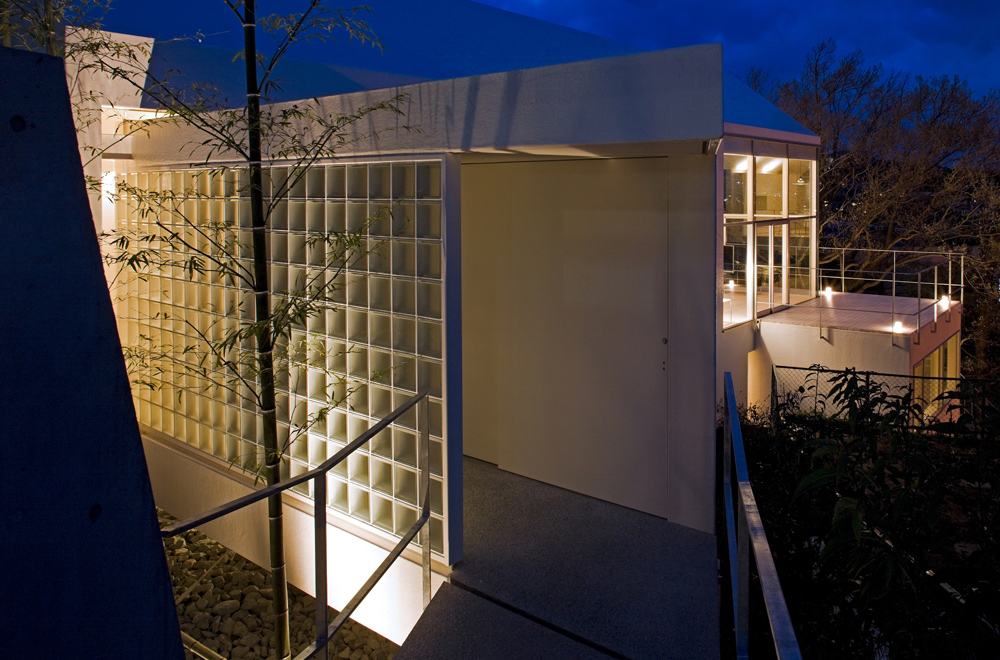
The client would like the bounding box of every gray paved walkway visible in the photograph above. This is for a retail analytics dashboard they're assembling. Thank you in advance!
[399,457,719,659]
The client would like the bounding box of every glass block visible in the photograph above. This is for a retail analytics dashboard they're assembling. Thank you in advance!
[371,493,394,532]
[392,317,416,355]
[288,168,307,199]
[348,382,368,416]
[369,276,392,312]
[394,428,417,467]
[348,346,368,379]
[347,413,369,445]
[347,309,368,343]
[417,321,442,358]
[326,166,346,198]
[392,241,415,277]
[271,232,288,263]
[428,398,442,437]
[394,503,417,536]
[370,313,392,349]
[418,359,443,398]
[370,425,392,459]
[306,167,325,198]
[417,281,441,318]
[347,274,368,307]
[270,167,288,198]
[430,516,443,554]
[347,165,368,199]
[394,465,417,504]
[290,460,310,497]
[348,452,369,486]
[392,356,416,392]
[391,201,415,238]
[348,485,369,522]
[370,349,392,386]
[329,475,349,512]
[327,410,347,442]
[369,242,391,274]
[369,203,391,237]
[347,201,368,233]
[369,164,390,199]
[326,339,347,374]
[370,386,392,419]
[430,439,443,478]
[416,162,441,199]
[430,477,443,515]
[308,433,327,465]
[417,242,441,279]
[307,201,325,233]
[288,233,306,265]
[416,202,440,239]
[370,458,393,495]
[391,163,415,199]
[326,201,345,233]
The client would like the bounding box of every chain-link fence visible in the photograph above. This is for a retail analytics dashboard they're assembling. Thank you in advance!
[772,365,995,422]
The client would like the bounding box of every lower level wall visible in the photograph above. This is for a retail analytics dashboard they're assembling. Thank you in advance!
[142,433,446,645]
[752,323,912,407]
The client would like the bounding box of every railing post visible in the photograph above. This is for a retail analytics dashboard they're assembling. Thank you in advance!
[419,395,432,610]
[916,269,922,345]
[313,475,328,660]
[840,248,845,293]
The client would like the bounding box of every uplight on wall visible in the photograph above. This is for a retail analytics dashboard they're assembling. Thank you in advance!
[761,158,782,173]
[101,170,117,200]
[733,158,749,173]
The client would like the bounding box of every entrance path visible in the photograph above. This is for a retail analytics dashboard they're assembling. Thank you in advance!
[397,457,719,659]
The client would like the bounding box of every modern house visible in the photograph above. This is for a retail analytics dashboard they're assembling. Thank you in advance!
[79,0,963,647]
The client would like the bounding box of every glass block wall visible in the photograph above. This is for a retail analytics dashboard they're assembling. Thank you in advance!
[112,160,447,556]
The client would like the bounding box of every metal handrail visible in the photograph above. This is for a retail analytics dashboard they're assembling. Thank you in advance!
[722,372,802,659]
[162,391,433,660]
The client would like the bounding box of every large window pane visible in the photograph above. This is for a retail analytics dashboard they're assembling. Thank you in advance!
[724,155,749,219]
[789,218,812,304]
[722,225,749,326]
[754,157,783,219]
[788,160,813,216]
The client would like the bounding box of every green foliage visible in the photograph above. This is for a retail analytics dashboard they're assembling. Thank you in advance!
[744,369,1000,659]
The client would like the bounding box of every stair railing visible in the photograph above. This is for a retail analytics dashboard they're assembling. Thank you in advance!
[722,372,801,659]
[161,391,433,660]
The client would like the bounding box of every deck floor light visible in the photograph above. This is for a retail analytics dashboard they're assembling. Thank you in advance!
[893,320,904,334]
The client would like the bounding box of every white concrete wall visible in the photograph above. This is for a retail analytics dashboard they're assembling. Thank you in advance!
[752,323,913,406]
[142,434,445,645]
[461,155,716,533]
[718,322,755,408]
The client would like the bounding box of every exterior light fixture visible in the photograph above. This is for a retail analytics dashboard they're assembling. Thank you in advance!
[893,321,904,334]
[728,279,735,290]
[940,295,950,309]
[824,286,832,297]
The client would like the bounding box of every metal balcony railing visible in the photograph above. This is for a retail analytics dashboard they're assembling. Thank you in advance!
[721,372,802,659]
[160,391,433,660]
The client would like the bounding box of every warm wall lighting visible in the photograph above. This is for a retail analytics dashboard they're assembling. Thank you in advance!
[734,158,749,173]
[893,320,904,334]
[761,158,782,173]
[101,170,117,200]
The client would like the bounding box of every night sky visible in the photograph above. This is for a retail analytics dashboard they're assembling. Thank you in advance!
[98,0,1000,96]
[478,0,1000,95]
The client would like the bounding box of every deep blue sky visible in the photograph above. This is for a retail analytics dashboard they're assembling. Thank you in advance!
[99,0,1000,96]
[478,0,1000,95]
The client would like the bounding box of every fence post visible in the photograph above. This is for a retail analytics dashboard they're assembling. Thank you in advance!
[313,474,328,660]
[771,366,778,430]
